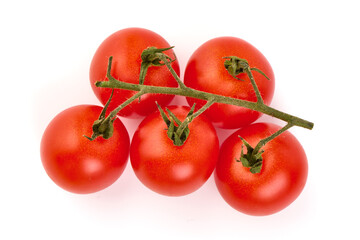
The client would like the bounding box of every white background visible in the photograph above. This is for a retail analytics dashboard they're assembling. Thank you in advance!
[1,0,359,239]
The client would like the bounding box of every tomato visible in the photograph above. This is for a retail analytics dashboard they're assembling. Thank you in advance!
[90,27,180,118]
[40,105,130,194]
[215,123,308,216]
[184,37,275,129]
[130,106,219,196]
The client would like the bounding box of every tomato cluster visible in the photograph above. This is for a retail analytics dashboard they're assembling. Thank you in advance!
[40,28,308,216]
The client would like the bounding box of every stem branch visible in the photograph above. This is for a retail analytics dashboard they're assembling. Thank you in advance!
[108,90,145,119]
[245,68,264,104]
[253,122,294,154]
[159,54,186,89]
[175,98,216,138]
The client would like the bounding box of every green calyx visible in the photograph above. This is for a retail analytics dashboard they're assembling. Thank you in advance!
[237,136,264,174]
[139,46,176,85]
[223,56,249,80]
[84,90,115,141]
[223,56,271,81]
[156,103,196,146]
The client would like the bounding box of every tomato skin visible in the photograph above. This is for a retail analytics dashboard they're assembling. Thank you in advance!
[40,105,130,194]
[90,27,180,118]
[215,123,308,216]
[130,106,219,196]
[184,37,275,129]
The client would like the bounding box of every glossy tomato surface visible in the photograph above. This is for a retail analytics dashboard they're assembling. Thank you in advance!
[215,123,308,216]
[184,37,275,129]
[40,105,130,194]
[90,28,180,118]
[130,106,219,196]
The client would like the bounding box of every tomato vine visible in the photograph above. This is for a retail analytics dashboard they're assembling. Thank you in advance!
[88,46,314,173]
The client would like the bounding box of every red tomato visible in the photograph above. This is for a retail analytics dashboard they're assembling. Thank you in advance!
[130,106,219,196]
[40,105,130,194]
[90,27,180,118]
[184,37,275,129]
[215,123,308,216]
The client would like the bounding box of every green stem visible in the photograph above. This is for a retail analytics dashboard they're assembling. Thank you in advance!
[175,98,216,138]
[139,62,151,85]
[158,54,186,89]
[253,122,294,154]
[245,68,264,104]
[98,65,314,130]
[191,98,216,119]
[108,90,145,119]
